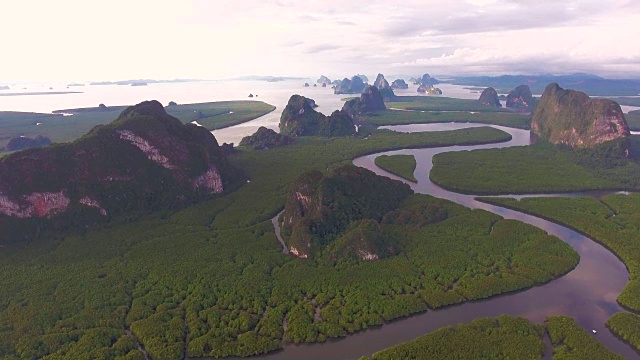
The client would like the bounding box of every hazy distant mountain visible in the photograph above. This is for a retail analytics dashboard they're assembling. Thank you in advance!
[447,73,640,96]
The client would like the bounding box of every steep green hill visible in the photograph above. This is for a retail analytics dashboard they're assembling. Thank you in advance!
[279,95,355,137]
[0,101,238,244]
[532,83,629,148]
[280,165,412,258]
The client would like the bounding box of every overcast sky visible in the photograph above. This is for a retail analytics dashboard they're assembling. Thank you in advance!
[2,0,640,81]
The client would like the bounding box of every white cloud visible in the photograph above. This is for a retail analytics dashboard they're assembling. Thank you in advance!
[0,0,639,81]
[466,0,498,6]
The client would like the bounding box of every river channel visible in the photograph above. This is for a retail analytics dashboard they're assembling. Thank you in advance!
[248,122,639,360]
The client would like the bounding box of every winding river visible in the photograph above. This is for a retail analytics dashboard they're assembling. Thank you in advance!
[255,122,639,360]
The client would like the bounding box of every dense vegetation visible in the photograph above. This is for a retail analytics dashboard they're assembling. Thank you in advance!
[607,313,640,352]
[0,193,579,359]
[362,109,530,129]
[362,315,623,360]
[478,87,501,107]
[386,96,512,112]
[163,101,275,130]
[0,125,582,359]
[2,135,51,151]
[342,85,386,118]
[281,165,412,258]
[365,316,545,359]
[431,142,640,194]
[0,101,240,244]
[479,194,640,311]
[546,316,623,359]
[479,193,640,355]
[374,154,417,182]
[344,96,530,129]
[279,95,355,137]
[238,126,292,150]
[0,101,275,149]
[505,84,535,111]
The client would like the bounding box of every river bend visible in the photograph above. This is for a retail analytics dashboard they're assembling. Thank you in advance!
[252,123,638,360]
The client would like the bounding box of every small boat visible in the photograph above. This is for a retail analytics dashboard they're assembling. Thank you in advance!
[592,329,597,334]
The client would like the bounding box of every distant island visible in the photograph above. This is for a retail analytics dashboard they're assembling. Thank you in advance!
[0,91,82,96]
[228,75,306,82]
[89,79,201,86]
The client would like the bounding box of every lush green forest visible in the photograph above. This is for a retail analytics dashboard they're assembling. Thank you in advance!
[361,315,622,360]
[280,165,413,259]
[374,154,417,182]
[366,316,545,359]
[546,316,623,359]
[386,96,511,112]
[356,93,531,129]
[0,126,583,359]
[607,312,640,353]
[479,194,640,311]
[0,101,275,149]
[362,109,530,129]
[479,193,640,354]
[431,142,640,194]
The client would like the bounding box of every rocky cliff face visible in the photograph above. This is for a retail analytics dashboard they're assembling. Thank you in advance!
[0,100,233,242]
[506,85,534,111]
[334,76,366,94]
[334,78,352,94]
[342,85,386,119]
[281,165,412,259]
[356,74,369,83]
[391,79,409,89]
[323,110,357,136]
[374,73,390,90]
[417,73,439,86]
[531,83,630,148]
[317,75,331,85]
[279,95,324,136]
[417,85,442,95]
[279,95,355,137]
[373,74,395,100]
[478,87,502,107]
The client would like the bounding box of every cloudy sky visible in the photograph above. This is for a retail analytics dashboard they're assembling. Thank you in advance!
[2,0,639,81]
